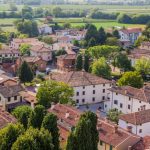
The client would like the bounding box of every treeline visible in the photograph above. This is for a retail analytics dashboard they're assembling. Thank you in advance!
[117,14,150,24]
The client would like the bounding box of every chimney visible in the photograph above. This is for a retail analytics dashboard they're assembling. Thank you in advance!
[128,146,132,150]
[113,125,118,133]
[127,126,132,133]
[65,111,70,119]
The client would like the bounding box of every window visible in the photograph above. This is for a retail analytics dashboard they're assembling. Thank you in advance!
[83,86,85,89]
[103,84,105,87]
[114,100,118,105]
[92,97,95,102]
[82,99,85,103]
[5,54,7,57]
[82,91,85,95]
[8,97,11,102]
[139,129,142,133]
[102,96,105,100]
[20,96,22,102]
[103,89,105,93]
[139,101,141,103]
[93,85,95,88]
[100,141,103,146]
[129,97,131,101]
[128,105,131,110]
[110,145,113,150]
[138,108,140,111]
[116,93,118,95]
[14,96,17,100]
[0,97,1,101]
[93,90,95,94]
[105,105,107,108]
[76,92,79,96]
[120,103,123,108]
[76,99,79,103]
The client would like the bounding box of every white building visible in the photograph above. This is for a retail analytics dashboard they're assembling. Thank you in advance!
[49,71,112,106]
[119,28,142,44]
[104,86,150,113]
[30,44,53,62]
[119,109,150,137]
[38,24,53,35]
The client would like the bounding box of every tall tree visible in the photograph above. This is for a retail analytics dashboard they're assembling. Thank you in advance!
[66,111,99,150]
[0,124,24,150]
[28,105,46,129]
[84,54,90,72]
[88,37,96,47]
[97,27,107,45]
[19,44,31,56]
[12,106,32,129]
[12,127,53,150]
[118,71,144,88]
[75,54,83,70]
[42,113,59,150]
[112,30,120,39]
[91,57,111,79]
[36,80,74,108]
[19,61,34,83]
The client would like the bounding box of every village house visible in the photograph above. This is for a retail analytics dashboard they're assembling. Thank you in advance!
[30,44,53,62]
[48,71,111,105]
[16,56,47,72]
[0,84,25,111]
[119,109,150,137]
[128,49,150,66]
[38,24,53,35]
[56,54,76,72]
[0,105,17,129]
[10,38,42,49]
[119,28,142,45]
[0,74,18,86]
[105,86,150,114]
[140,41,150,50]
[0,48,20,63]
[48,103,141,150]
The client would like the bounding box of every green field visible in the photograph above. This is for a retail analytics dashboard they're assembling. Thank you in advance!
[0,18,145,32]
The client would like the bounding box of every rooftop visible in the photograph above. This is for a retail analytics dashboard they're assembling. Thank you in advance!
[109,86,150,103]
[57,54,77,60]
[119,109,150,125]
[119,28,142,34]
[0,107,17,129]
[31,44,52,52]
[48,71,111,87]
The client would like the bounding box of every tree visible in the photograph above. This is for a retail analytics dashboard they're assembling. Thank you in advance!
[53,7,62,17]
[106,37,119,46]
[97,27,107,45]
[22,5,33,19]
[118,71,144,88]
[0,123,24,150]
[12,106,32,129]
[12,127,53,150]
[63,23,71,29]
[28,105,46,129]
[107,109,121,124]
[91,57,111,79]
[117,14,132,24]
[84,54,90,72]
[112,30,120,39]
[9,3,17,11]
[42,113,59,150]
[42,36,53,45]
[115,53,132,71]
[75,54,83,70]
[135,57,150,78]
[36,80,74,108]
[73,40,80,47]
[66,111,99,150]
[88,37,96,47]
[19,61,34,83]
[143,22,150,39]
[19,44,30,56]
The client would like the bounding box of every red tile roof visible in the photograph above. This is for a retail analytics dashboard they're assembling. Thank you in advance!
[0,107,17,129]
[120,28,142,34]
[31,44,52,52]
[49,71,111,87]
[109,86,150,103]
[57,54,76,60]
[119,109,150,125]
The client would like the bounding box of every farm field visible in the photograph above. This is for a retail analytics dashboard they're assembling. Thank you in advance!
[0,18,145,32]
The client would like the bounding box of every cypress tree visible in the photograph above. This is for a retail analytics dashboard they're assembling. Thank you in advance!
[97,27,107,45]
[75,54,83,70]
[19,61,33,83]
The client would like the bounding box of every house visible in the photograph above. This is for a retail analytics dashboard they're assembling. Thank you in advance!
[119,109,150,137]
[0,74,18,86]
[140,42,150,51]
[105,86,150,114]
[48,103,141,150]
[16,56,47,72]
[48,71,111,105]
[38,24,53,35]
[10,38,42,49]
[30,44,53,62]
[128,49,150,66]
[132,136,150,150]
[0,106,17,129]
[0,84,25,111]
[0,48,20,63]
[119,28,142,45]
[56,54,77,72]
